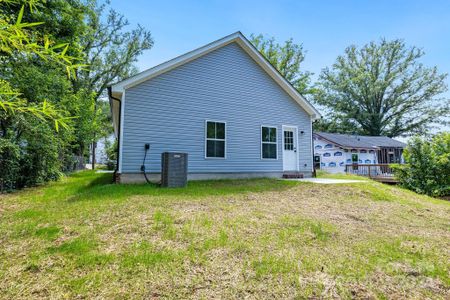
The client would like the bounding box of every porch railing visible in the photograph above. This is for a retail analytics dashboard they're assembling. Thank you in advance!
[345,164,396,181]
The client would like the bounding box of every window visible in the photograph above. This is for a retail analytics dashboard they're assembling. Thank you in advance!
[206,121,225,158]
[261,126,277,159]
[284,131,294,150]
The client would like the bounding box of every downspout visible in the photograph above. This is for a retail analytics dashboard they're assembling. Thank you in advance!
[108,87,121,180]
[311,117,317,177]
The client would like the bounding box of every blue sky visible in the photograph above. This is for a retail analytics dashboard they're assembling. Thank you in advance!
[111,0,450,130]
[111,0,450,101]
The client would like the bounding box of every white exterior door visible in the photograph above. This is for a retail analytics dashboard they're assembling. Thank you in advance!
[283,126,298,171]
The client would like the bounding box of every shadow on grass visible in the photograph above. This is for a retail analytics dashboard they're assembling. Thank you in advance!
[67,171,298,203]
[84,172,116,188]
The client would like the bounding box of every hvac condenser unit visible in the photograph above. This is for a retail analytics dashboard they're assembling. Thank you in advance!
[161,152,188,187]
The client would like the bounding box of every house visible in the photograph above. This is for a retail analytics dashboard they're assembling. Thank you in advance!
[313,132,406,173]
[108,32,321,183]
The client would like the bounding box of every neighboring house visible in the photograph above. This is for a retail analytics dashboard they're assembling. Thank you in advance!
[108,32,321,183]
[89,134,115,165]
[313,132,406,173]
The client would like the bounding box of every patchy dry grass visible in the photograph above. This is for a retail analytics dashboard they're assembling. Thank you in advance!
[0,171,449,299]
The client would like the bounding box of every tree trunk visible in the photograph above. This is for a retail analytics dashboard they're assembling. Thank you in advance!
[92,140,96,170]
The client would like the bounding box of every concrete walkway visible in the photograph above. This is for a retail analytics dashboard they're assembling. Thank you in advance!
[287,178,365,184]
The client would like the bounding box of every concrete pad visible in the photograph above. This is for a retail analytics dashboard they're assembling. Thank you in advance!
[287,178,365,184]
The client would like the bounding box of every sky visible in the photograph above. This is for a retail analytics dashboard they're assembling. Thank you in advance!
[110,0,450,129]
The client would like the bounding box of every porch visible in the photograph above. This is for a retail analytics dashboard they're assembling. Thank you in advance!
[345,164,398,183]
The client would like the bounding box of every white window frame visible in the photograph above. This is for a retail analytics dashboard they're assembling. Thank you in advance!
[205,120,226,159]
[261,125,278,160]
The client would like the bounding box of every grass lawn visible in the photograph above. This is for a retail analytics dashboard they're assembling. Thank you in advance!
[0,171,449,299]
[316,170,371,181]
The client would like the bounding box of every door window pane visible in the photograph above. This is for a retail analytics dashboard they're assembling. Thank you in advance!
[284,130,294,150]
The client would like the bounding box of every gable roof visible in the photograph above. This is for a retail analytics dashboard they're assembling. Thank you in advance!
[315,132,406,149]
[109,31,321,120]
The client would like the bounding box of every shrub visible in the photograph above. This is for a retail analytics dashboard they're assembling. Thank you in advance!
[392,133,450,197]
[0,138,20,192]
[17,123,63,188]
[0,120,66,192]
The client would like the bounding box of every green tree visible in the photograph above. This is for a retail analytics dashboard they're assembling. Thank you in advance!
[0,0,81,129]
[5,0,154,165]
[0,0,86,191]
[75,0,153,168]
[250,34,313,95]
[75,1,153,100]
[315,39,448,137]
[392,132,450,197]
[1,0,152,190]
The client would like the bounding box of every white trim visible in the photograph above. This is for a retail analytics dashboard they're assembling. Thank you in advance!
[204,120,227,159]
[282,125,299,171]
[118,91,125,173]
[110,32,321,120]
[310,116,314,172]
[260,125,278,160]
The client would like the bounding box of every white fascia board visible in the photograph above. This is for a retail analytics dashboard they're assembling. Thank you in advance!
[110,31,321,119]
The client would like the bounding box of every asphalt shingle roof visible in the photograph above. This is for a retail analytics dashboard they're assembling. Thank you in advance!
[315,132,406,149]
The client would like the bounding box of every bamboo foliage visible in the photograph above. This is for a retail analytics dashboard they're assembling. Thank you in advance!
[0,0,85,130]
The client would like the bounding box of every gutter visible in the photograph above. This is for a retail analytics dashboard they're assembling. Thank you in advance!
[108,86,121,177]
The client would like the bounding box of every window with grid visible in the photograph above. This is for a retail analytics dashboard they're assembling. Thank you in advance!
[284,130,294,150]
[206,121,225,158]
[261,126,277,159]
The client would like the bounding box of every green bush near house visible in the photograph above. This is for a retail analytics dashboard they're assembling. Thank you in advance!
[392,132,450,197]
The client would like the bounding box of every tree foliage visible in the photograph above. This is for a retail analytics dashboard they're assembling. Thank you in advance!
[0,0,82,130]
[315,39,449,137]
[250,34,313,95]
[75,1,153,100]
[73,0,153,168]
[0,0,84,191]
[0,0,152,190]
[392,132,450,197]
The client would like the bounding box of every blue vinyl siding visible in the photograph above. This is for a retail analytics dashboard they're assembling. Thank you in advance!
[122,42,312,174]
